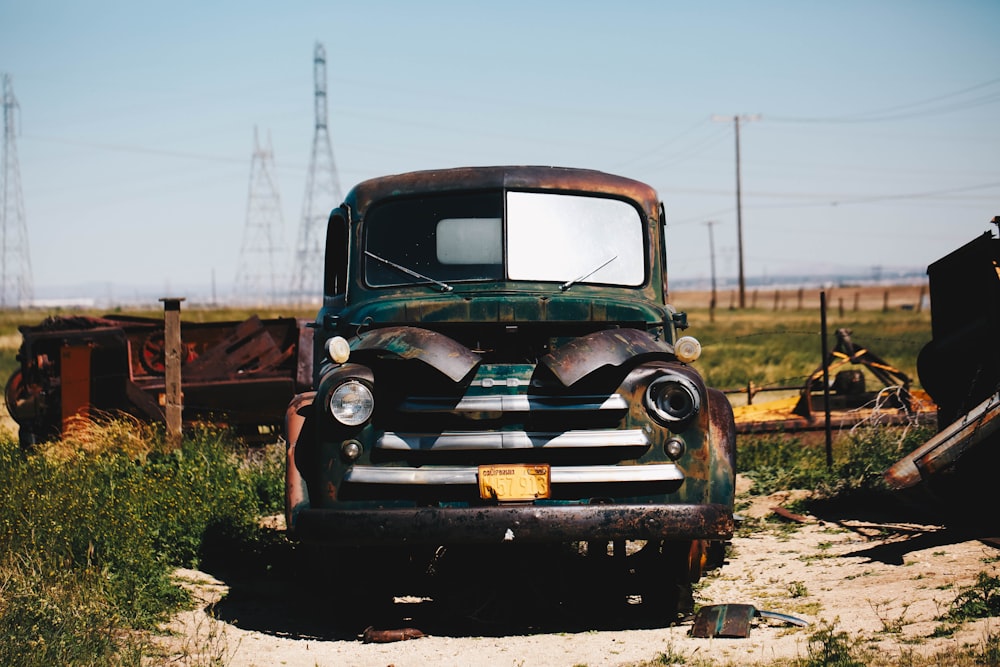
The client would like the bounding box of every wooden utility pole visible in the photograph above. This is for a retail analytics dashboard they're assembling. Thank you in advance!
[161,297,184,447]
[713,114,760,308]
[703,220,718,321]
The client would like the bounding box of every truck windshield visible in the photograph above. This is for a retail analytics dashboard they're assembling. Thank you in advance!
[364,190,645,288]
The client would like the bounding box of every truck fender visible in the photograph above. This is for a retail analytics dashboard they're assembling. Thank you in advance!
[285,391,316,533]
[707,387,737,508]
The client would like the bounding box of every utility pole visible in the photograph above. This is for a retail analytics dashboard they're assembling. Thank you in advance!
[290,43,343,304]
[1,74,33,309]
[703,220,719,321]
[712,113,759,309]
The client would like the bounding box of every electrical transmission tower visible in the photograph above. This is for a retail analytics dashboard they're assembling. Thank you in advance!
[234,127,284,305]
[1,74,33,309]
[289,42,342,303]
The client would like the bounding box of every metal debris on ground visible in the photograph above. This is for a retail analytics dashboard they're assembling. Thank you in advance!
[690,603,808,638]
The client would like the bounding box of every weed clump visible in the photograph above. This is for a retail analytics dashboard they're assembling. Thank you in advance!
[943,572,1000,624]
[738,425,933,502]
[0,420,279,665]
[799,619,868,667]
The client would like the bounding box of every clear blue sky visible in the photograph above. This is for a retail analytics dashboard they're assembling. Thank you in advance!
[2,0,998,305]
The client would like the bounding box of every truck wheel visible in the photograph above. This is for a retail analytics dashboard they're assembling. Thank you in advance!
[638,540,696,623]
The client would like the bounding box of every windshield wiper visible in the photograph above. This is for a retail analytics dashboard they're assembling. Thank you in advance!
[365,251,454,292]
[560,255,617,291]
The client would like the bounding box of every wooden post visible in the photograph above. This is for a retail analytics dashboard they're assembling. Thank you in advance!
[917,285,926,313]
[853,292,860,312]
[161,297,185,448]
[751,289,758,309]
[773,289,780,311]
[820,292,833,469]
[796,287,803,311]
[883,290,890,313]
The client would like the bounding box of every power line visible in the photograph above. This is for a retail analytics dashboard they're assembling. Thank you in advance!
[769,77,1000,124]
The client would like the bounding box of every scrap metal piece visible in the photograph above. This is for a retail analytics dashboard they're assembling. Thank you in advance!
[757,609,810,627]
[884,390,1000,490]
[691,604,808,638]
[691,603,756,638]
[361,626,425,643]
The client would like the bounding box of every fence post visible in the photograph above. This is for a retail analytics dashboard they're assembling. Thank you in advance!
[160,297,185,448]
[820,291,833,468]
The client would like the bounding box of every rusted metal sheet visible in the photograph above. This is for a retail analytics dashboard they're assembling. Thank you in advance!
[691,603,757,638]
[691,604,809,638]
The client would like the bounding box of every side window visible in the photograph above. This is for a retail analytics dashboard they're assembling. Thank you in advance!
[325,210,349,296]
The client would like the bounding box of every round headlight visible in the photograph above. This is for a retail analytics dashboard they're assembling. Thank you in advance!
[646,375,701,425]
[674,336,702,364]
[329,380,374,426]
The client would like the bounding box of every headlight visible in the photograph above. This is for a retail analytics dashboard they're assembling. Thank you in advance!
[645,374,701,425]
[328,380,374,426]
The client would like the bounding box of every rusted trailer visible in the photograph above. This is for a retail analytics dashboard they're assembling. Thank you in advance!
[5,313,313,447]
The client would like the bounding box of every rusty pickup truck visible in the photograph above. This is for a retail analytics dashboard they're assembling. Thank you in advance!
[284,166,736,622]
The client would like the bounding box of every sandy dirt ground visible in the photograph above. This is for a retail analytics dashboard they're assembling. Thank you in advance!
[156,480,1000,667]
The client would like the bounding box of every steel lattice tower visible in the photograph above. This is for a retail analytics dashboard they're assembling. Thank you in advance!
[289,42,342,303]
[1,74,33,309]
[234,128,284,305]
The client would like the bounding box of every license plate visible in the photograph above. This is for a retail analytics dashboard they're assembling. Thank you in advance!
[478,464,551,501]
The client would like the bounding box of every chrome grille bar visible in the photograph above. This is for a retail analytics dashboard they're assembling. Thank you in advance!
[398,393,628,413]
[377,429,649,451]
[343,463,683,485]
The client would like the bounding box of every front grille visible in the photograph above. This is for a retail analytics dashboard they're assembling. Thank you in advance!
[338,378,684,503]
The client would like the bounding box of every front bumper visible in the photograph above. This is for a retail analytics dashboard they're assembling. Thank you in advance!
[291,502,733,546]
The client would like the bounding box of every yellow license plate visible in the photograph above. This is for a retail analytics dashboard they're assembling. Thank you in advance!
[478,464,551,501]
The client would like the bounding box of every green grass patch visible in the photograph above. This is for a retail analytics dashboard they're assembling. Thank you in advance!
[738,424,934,502]
[685,308,930,392]
[0,419,282,665]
